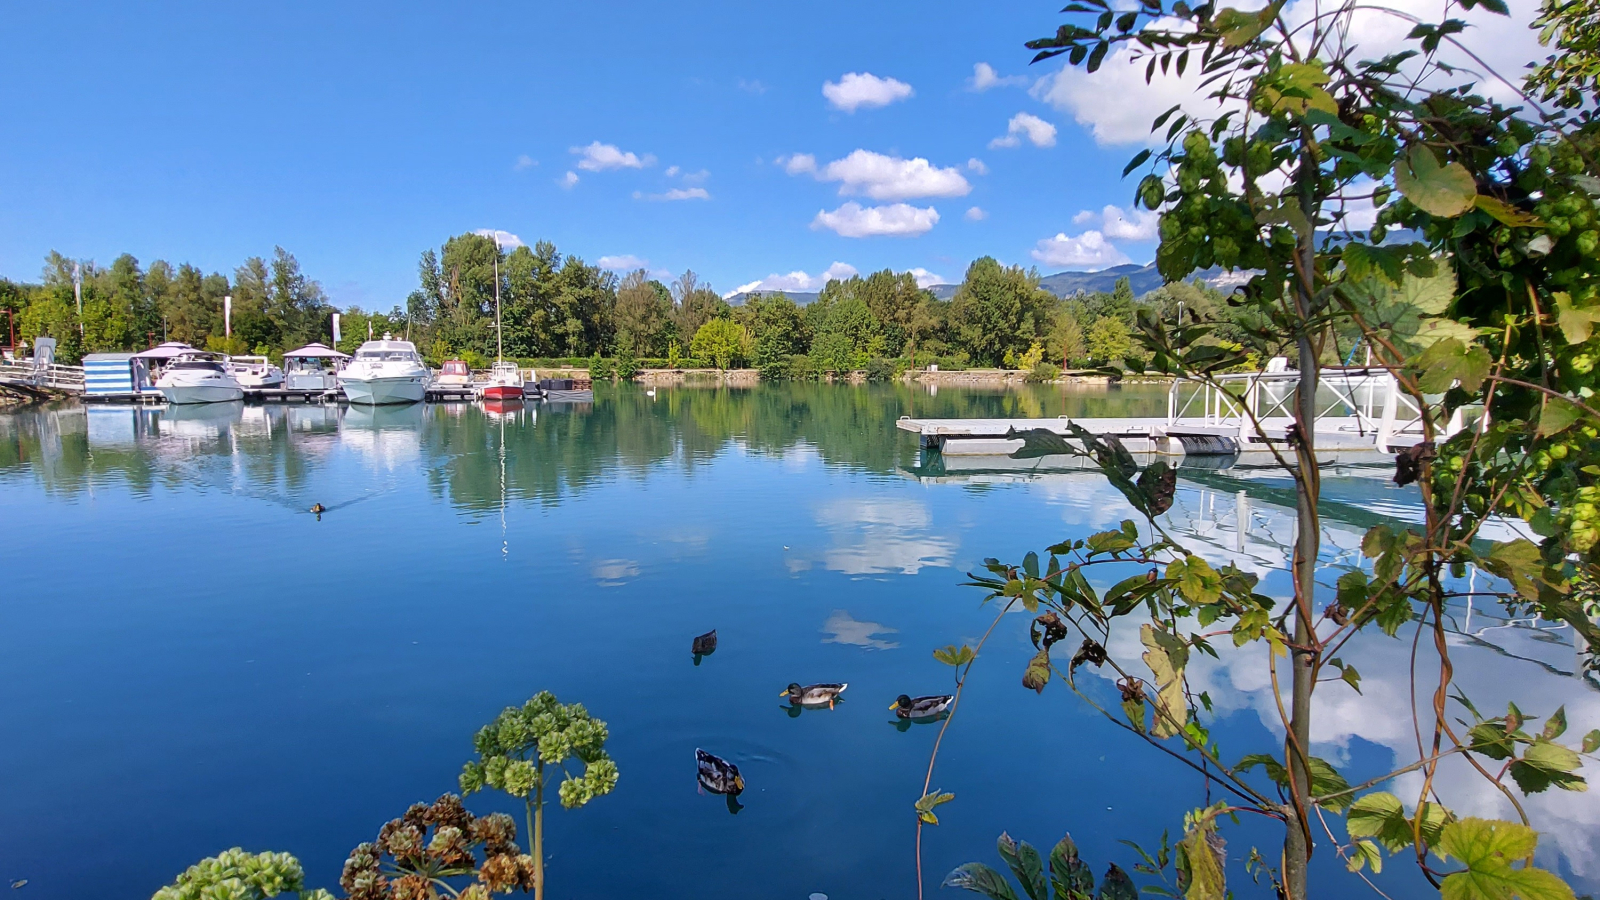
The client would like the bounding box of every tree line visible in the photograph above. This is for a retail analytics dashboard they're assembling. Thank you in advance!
[2,229,1253,373]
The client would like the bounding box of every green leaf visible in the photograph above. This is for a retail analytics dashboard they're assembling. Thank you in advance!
[1480,539,1547,601]
[999,833,1048,900]
[1166,555,1223,605]
[1348,839,1385,874]
[1141,624,1188,739]
[1437,818,1575,900]
[946,862,1023,900]
[935,644,977,668]
[1049,835,1095,900]
[1538,396,1587,438]
[1178,815,1226,900]
[1554,292,1600,345]
[1510,741,1588,794]
[1413,337,1492,393]
[1394,145,1478,218]
[1542,707,1568,741]
[1583,729,1600,755]
[1347,792,1411,852]
[1215,2,1280,47]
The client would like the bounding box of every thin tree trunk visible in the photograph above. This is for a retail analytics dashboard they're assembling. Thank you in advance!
[1284,158,1322,900]
[534,764,546,900]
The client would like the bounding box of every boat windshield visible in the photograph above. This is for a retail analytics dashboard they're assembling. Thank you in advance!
[357,350,418,361]
[170,360,226,373]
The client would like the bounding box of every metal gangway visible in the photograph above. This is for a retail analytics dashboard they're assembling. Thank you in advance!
[1168,364,1469,453]
[0,359,85,396]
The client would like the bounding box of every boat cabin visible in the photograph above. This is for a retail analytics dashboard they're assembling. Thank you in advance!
[282,343,350,391]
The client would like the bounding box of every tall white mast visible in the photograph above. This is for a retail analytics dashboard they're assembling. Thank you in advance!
[492,232,503,362]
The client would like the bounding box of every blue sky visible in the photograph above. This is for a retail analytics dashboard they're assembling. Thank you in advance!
[1,0,1536,307]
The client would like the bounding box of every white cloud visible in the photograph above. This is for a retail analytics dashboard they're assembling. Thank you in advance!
[969,62,1028,91]
[787,149,970,200]
[812,202,940,238]
[822,72,914,112]
[1034,0,1543,147]
[1075,204,1160,241]
[634,187,711,201]
[513,154,537,171]
[967,157,988,175]
[557,171,579,189]
[778,153,818,175]
[906,267,946,288]
[679,168,710,185]
[473,229,524,248]
[737,78,768,94]
[571,141,654,171]
[598,254,649,271]
[990,111,1058,149]
[664,165,680,177]
[722,261,860,298]
[1031,230,1132,269]
[965,206,988,221]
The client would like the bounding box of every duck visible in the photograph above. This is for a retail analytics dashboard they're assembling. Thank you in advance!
[691,629,717,656]
[890,694,954,719]
[310,503,326,515]
[695,748,744,795]
[782,682,848,708]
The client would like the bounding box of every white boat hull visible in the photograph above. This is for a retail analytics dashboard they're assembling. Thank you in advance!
[236,374,283,389]
[160,383,245,404]
[341,375,427,405]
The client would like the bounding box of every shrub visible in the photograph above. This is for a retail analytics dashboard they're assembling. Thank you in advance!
[863,358,896,382]
[1026,362,1062,383]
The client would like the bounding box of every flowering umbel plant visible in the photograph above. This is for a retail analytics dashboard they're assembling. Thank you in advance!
[153,848,335,900]
[339,793,536,900]
[459,692,619,900]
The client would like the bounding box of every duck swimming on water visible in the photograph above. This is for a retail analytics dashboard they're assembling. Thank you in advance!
[890,694,954,719]
[695,748,744,795]
[782,682,847,708]
[691,629,717,656]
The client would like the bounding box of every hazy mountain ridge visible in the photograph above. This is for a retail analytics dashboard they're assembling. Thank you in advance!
[728,262,1246,306]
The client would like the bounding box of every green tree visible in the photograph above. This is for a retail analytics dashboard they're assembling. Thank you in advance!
[690,317,751,369]
[671,270,727,344]
[947,257,1057,366]
[614,268,671,355]
[162,263,216,346]
[740,292,811,368]
[267,248,328,348]
[1084,315,1131,362]
[459,692,618,900]
[231,256,278,351]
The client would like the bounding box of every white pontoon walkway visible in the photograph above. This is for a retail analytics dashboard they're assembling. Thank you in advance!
[898,367,1468,456]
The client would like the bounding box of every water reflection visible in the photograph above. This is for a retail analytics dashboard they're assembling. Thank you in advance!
[820,610,900,650]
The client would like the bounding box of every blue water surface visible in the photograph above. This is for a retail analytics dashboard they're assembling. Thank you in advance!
[1,383,1594,899]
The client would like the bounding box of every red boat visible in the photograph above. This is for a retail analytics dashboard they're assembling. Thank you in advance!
[480,360,525,400]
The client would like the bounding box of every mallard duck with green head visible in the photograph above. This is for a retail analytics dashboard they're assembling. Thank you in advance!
[890,694,954,719]
[782,682,847,708]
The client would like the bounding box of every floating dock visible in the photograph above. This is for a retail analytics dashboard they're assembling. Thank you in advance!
[900,368,1450,456]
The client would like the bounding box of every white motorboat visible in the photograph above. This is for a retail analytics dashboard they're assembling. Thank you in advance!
[228,355,284,389]
[155,352,245,404]
[283,343,350,391]
[480,360,525,400]
[434,360,473,388]
[339,335,429,405]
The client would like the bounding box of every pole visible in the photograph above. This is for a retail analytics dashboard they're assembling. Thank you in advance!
[224,295,232,338]
[4,308,13,353]
[72,262,84,340]
[492,232,504,362]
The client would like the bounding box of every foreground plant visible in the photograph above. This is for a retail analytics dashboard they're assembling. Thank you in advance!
[946,832,1137,900]
[339,793,536,900]
[920,0,1600,896]
[152,849,334,900]
[458,691,618,900]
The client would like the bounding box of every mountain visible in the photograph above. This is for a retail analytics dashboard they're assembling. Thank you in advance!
[725,262,1254,306]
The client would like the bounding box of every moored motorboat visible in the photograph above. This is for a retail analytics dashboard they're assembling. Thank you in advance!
[434,360,473,388]
[228,355,284,389]
[282,343,350,391]
[339,335,429,405]
[155,352,246,404]
[480,360,525,400]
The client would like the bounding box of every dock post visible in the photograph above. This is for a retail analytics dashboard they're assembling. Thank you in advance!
[1234,490,1248,551]
[1376,373,1398,452]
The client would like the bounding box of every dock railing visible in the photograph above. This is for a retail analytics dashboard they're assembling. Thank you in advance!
[1167,366,1463,451]
[0,359,85,393]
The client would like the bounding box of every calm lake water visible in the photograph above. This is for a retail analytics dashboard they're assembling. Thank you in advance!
[1,383,1595,899]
